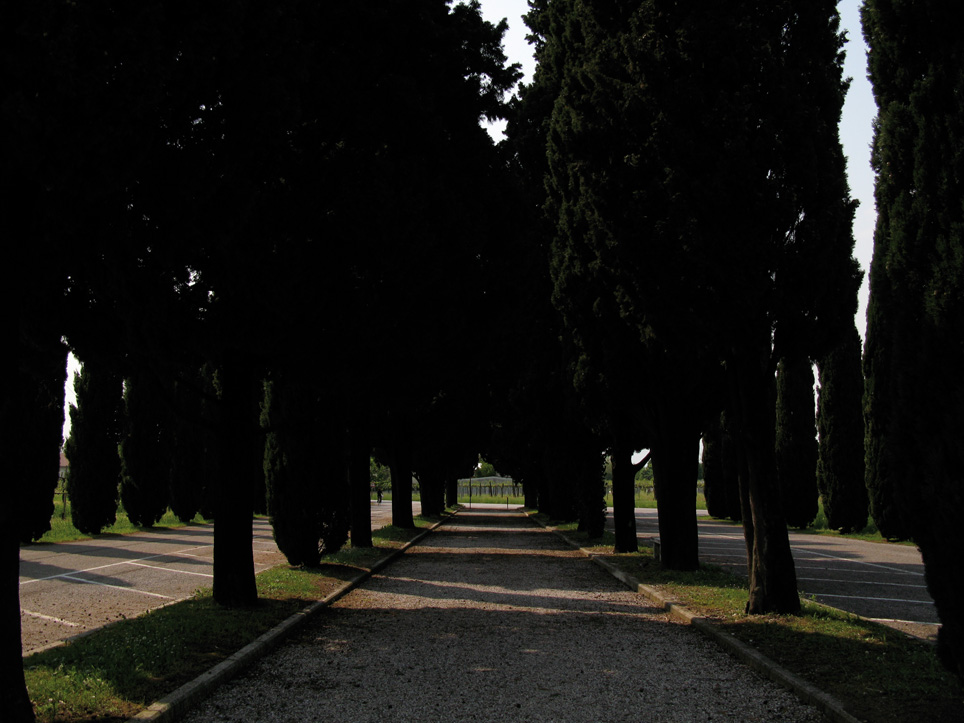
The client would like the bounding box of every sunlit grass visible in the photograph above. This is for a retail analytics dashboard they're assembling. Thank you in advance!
[34,497,210,545]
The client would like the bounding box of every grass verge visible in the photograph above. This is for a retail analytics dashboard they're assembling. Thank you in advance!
[34,498,212,545]
[543,516,963,723]
[24,516,440,723]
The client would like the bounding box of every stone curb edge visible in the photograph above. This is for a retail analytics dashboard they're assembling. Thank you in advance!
[525,512,863,723]
[128,515,452,723]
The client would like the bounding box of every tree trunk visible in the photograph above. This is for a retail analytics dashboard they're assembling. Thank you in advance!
[523,477,538,509]
[348,429,372,548]
[389,441,414,529]
[445,477,457,508]
[212,359,258,607]
[419,473,445,517]
[652,415,699,571]
[611,438,638,553]
[0,527,34,722]
[729,347,800,614]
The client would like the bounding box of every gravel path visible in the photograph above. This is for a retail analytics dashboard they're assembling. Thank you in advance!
[182,509,827,722]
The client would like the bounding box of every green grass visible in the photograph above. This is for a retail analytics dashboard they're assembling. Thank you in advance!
[23,516,437,722]
[545,518,963,723]
[704,502,916,546]
[603,490,708,510]
[459,494,525,505]
[33,497,211,545]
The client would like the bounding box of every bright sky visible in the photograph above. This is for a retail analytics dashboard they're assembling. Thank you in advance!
[478,0,878,342]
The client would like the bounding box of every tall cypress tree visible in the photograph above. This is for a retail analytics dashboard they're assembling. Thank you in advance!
[816,324,867,533]
[702,415,727,519]
[719,411,744,523]
[16,338,69,545]
[775,358,819,529]
[862,0,964,682]
[64,360,124,534]
[119,370,171,528]
[262,378,349,567]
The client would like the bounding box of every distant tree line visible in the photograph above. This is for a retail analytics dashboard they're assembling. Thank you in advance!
[3,1,961,718]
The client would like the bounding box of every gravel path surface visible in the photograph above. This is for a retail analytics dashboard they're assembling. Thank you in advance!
[182,509,827,722]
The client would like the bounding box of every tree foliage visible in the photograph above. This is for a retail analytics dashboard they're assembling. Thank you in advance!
[65,360,124,534]
[862,0,964,682]
[529,0,859,607]
[262,378,349,567]
[119,371,172,528]
[816,324,867,533]
[775,358,819,529]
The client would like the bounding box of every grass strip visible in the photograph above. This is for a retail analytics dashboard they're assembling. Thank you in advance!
[24,517,439,723]
[543,516,963,723]
[35,499,212,545]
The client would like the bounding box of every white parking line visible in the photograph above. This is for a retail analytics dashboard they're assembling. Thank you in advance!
[127,561,214,578]
[60,575,175,600]
[792,548,924,577]
[814,592,935,605]
[21,610,81,627]
[20,544,213,586]
[796,577,928,590]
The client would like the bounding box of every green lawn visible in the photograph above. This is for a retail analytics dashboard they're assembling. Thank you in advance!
[33,497,210,545]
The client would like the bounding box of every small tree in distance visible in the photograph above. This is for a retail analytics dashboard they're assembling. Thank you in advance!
[64,360,124,534]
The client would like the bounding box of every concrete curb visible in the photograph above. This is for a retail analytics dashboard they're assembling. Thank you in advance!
[526,513,863,723]
[128,516,451,723]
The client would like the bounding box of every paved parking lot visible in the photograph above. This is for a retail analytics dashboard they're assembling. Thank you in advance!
[620,508,938,641]
[20,501,420,655]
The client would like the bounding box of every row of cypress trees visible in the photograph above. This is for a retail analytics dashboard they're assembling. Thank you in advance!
[516,0,861,614]
[861,0,964,683]
[703,328,868,536]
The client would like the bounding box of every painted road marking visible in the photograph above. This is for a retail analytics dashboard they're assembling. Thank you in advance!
[127,561,214,578]
[791,547,924,577]
[20,544,214,586]
[21,610,81,627]
[796,577,928,590]
[814,592,935,605]
[60,575,175,600]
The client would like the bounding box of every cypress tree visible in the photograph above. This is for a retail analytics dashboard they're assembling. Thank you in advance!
[119,371,171,528]
[16,338,69,544]
[775,358,819,529]
[64,360,124,534]
[862,0,964,682]
[816,324,868,533]
[719,412,744,523]
[262,379,349,567]
[702,415,727,519]
[167,373,213,524]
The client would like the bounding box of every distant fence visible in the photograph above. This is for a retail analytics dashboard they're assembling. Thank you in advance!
[457,476,522,498]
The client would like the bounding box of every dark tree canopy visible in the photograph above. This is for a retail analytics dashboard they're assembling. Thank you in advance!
[262,379,349,567]
[862,0,964,682]
[119,371,172,529]
[816,325,867,534]
[775,358,819,529]
[528,0,859,607]
[64,361,124,535]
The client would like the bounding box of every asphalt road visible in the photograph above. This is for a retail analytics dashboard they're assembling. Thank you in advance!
[616,508,939,642]
[19,501,420,656]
